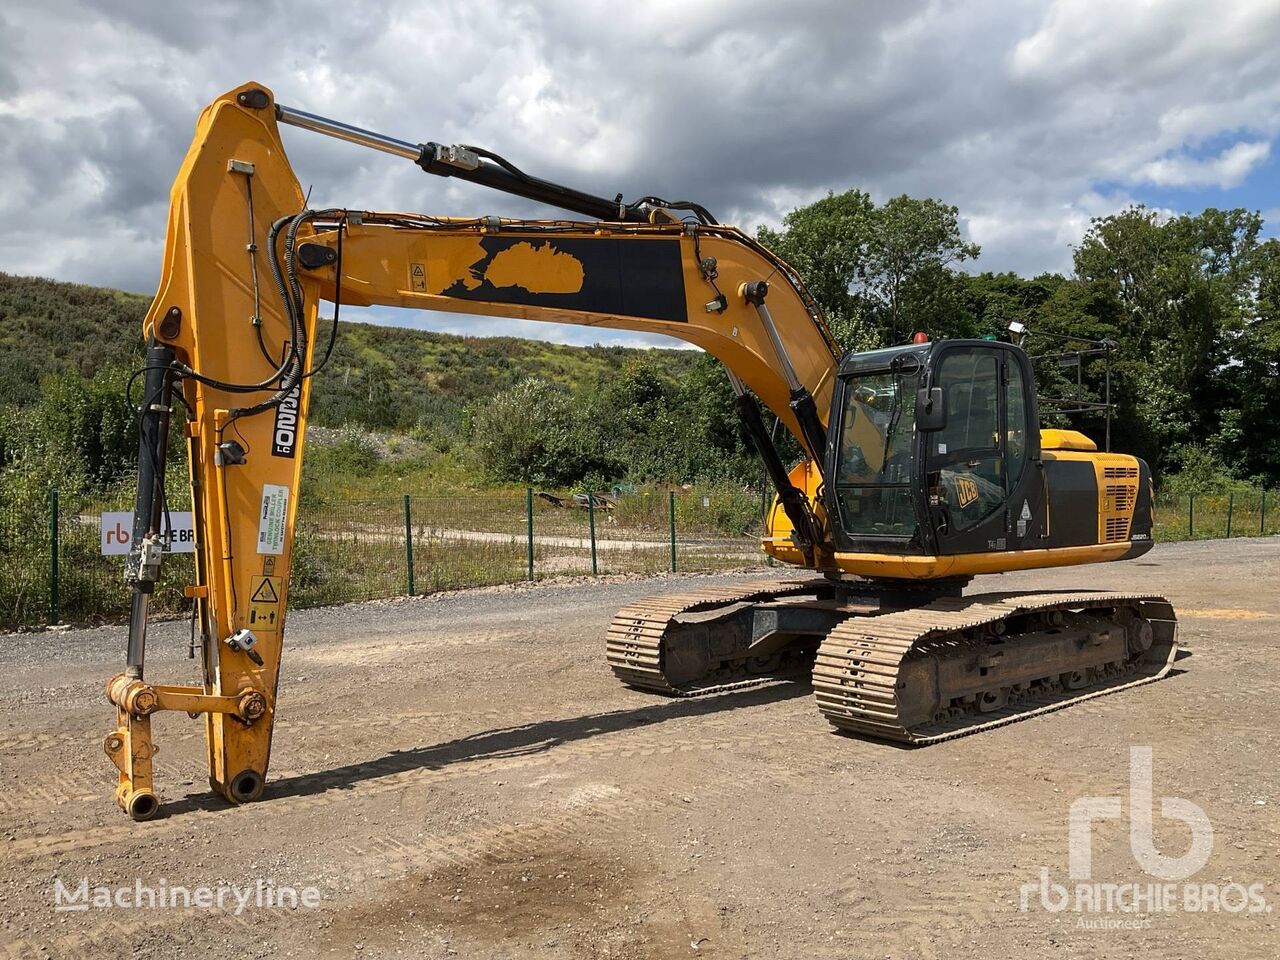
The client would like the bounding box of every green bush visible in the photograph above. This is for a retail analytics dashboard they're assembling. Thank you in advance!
[469,377,614,485]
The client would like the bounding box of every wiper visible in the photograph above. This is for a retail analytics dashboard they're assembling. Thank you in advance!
[880,354,921,478]
[881,383,902,476]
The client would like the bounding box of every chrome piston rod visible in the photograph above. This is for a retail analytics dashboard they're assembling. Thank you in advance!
[272,100,651,223]
[275,104,422,161]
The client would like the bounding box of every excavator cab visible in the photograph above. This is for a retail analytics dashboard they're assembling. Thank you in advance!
[828,338,1038,555]
[818,337,1155,580]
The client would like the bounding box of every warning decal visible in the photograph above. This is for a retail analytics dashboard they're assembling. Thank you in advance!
[251,577,279,604]
[409,262,427,292]
[248,575,282,629]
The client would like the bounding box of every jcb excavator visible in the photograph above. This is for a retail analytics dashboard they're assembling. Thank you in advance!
[105,83,1177,820]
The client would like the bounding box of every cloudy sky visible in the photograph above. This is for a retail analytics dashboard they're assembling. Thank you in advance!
[2,0,1278,348]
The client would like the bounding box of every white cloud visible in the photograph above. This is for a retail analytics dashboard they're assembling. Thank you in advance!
[1135,140,1271,188]
[0,0,1278,347]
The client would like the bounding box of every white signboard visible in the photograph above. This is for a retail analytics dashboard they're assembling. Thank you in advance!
[256,484,289,555]
[101,512,196,555]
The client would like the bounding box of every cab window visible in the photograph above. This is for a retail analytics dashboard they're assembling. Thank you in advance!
[834,369,919,539]
[931,350,1004,531]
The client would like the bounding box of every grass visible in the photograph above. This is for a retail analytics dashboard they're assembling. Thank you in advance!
[286,488,767,607]
[1153,491,1279,542]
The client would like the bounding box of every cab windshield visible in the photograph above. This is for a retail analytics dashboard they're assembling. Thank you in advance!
[834,368,919,538]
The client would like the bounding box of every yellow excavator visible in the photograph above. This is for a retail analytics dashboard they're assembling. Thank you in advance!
[104,83,1177,820]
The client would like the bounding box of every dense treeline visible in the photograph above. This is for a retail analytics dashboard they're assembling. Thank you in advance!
[470,197,1277,490]
[1,194,1275,507]
[467,354,758,487]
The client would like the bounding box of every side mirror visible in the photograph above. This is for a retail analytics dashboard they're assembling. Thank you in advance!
[916,386,946,431]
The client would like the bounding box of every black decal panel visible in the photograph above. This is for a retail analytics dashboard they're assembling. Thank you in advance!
[437,237,687,323]
[1043,459,1098,548]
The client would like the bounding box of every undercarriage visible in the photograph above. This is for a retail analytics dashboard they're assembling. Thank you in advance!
[606,578,1178,742]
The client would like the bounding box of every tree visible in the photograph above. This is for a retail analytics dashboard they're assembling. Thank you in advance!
[595,356,680,482]
[1073,206,1263,476]
[468,378,613,486]
[1230,237,1280,480]
[670,353,760,484]
[863,196,980,343]
[757,190,878,351]
[757,191,980,351]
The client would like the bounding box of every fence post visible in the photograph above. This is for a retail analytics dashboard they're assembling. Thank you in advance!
[1188,494,1194,539]
[1225,492,1234,539]
[1261,489,1267,536]
[669,491,677,573]
[526,487,534,581]
[587,494,598,576]
[49,486,59,625]
[402,494,415,596]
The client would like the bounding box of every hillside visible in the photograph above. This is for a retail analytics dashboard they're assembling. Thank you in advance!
[0,274,152,406]
[0,272,699,431]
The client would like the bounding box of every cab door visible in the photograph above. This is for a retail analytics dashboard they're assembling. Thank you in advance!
[923,344,1041,555]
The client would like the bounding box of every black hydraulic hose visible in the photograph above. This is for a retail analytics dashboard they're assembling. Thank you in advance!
[226,215,312,420]
[631,196,717,225]
[461,145,533,181]
[124,340,177,678]
[303,217,343,380]
[227,207,348,419]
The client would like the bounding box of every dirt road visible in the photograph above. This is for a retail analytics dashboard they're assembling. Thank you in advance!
[1,539,1277,959]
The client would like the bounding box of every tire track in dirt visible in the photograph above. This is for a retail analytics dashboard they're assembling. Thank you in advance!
[4,789,643,959]
[3,691,812,862]
[1,892,261,960]
[2,751,754,958]
[0,708,536,818]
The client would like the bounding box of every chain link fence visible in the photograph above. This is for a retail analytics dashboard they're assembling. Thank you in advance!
[3,486,1273,630]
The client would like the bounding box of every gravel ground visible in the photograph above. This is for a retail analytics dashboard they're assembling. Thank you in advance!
[0,539,1277,959]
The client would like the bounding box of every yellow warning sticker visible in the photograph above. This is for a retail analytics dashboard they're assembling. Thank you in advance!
[247,575,282,629]
[409,262,427,292]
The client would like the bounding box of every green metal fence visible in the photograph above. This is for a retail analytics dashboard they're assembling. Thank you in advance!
[2,486,1273,630]
[1152,490,1278,542]
[0,485,771,628]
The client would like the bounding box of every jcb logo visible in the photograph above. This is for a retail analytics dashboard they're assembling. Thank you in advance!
[954,476,979,508]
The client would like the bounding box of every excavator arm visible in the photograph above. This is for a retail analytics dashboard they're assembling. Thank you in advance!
[105,82,842,819]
